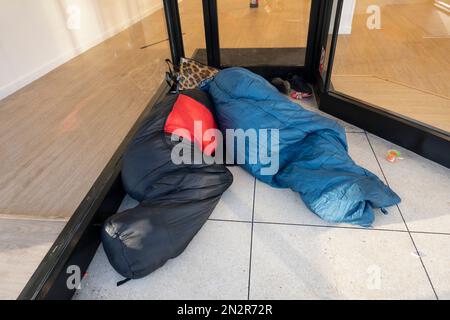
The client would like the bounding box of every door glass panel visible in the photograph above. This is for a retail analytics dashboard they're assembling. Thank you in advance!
[320,0,340,82]
[178,0,207,59]
[217,0,312,66]
[330,0,450,133]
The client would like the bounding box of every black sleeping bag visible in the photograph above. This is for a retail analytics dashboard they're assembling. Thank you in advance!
[102,89,233,280]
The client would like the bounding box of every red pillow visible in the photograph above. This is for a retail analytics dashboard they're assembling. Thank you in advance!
[164,94,218,156]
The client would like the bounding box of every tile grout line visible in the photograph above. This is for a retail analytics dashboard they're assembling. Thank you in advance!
[208,218,450,236]
[396,205,439,300]
[208,218,252,224]
[253,220,409,233]
[410,230,450,237]
[364,132,391,187]
[247,177,256,301]
[364,132,409,231]
[365,132,439,300]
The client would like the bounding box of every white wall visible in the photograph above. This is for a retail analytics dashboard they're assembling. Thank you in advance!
[340,0,356,34]
[328,0,356,35]
[0,0,163,100]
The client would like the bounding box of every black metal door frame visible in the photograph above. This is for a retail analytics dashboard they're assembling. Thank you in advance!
[163,0,184,65]
[202,0,221,68]
[304,0,333,83]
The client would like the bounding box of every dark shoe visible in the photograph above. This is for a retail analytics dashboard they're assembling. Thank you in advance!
[287,74,312,95]
[271,77,291,95]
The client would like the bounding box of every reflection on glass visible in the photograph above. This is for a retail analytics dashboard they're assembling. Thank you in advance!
[330,0,450,133]
[217,0,312,66]
[321,0,339,82]
[179,0,207,58]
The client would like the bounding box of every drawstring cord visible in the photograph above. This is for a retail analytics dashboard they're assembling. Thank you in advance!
[117,278,132,287]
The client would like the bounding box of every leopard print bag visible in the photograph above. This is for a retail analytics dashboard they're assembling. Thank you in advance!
[166,58,219,91]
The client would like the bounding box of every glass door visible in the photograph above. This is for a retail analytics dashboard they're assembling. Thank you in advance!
[215,0,312,68]
[164,0,317,78]
[317,0,450,168]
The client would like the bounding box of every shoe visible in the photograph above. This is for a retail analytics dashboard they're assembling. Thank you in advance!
[271,77,291,95]
[287,74,312,95]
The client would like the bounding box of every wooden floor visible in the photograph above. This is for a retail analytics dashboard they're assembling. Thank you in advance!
[333,75,450,132]
[0,7,171,299]
[332,0,450,131]
[0,9,170,221]
[0,219,64,299]
[0,0,448,299]
[180,0,450,131]
[179,0,311,57]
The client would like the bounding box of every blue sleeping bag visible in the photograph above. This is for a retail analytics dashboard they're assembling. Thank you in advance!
[204,67,400,226]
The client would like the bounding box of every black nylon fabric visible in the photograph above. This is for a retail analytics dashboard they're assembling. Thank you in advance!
[102,89,233,279]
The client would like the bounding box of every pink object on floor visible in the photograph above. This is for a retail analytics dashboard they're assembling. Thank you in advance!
[290,91,313,100]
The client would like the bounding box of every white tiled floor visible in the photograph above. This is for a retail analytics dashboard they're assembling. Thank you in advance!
[75,220,251,300]
[411,233,450,300]
[210,166,255,222]
[250,224,435,300]
[75,98,450,300]
[367,133,450,234]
